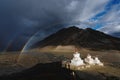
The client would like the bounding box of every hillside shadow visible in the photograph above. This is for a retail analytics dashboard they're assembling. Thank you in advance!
[0,62,73,80]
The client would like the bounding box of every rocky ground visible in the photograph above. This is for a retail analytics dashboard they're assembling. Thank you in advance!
[0,62,73,80]
[0,49,120,80]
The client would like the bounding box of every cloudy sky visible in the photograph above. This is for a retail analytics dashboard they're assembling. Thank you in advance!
[0,0,120,51]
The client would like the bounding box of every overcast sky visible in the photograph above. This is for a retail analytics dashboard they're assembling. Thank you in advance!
[0,0,120,51]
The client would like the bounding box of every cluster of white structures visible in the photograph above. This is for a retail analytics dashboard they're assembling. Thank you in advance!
[62,52,103,70]
[71,52,103,66]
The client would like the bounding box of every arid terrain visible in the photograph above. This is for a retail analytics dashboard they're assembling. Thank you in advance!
[0,48,120,80]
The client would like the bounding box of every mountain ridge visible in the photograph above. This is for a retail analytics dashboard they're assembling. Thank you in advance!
[32,26,120,50]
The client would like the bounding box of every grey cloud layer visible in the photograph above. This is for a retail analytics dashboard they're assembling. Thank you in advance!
[0,0,119,51]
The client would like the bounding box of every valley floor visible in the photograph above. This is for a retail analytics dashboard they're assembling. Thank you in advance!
[0,49,120,80]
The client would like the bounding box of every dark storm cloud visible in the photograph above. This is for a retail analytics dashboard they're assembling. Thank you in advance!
[0,0,86,33]
[0,0,119,51]
[0,0,87,51]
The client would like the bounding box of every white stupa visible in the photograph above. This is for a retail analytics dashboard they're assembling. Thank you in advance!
[84,54,95,65]
[62,51,104,70]
[94,57,104,66]
[70,52,84,66]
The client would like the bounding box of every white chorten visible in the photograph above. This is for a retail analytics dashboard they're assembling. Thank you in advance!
[94,57,104,66]
[84,54,95,65]
[70,52,84,66]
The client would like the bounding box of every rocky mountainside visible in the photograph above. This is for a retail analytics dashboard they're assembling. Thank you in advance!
[32,26,120,50]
